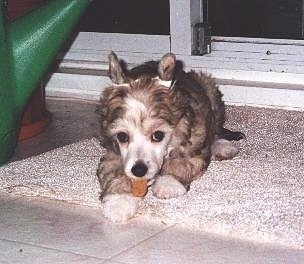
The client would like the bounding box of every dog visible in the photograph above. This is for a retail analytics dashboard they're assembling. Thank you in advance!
[97,52,245,222]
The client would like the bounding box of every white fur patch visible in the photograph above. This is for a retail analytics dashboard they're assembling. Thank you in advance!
[153,78,177,90]
[113,83,130,87]
[152,175,187,199]
[125,96,147,113]
[211,139,239,160]
[102,193,140,223]
[156,79,172,88]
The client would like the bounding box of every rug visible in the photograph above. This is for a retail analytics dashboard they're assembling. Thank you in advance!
[0,106,303,249]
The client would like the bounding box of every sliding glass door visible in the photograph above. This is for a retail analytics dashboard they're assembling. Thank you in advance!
[48,0,304,109]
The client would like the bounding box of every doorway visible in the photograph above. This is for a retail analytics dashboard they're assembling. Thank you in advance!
[210,0,304,39]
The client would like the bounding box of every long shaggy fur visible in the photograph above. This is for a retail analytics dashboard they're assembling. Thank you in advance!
[97,52,245,222]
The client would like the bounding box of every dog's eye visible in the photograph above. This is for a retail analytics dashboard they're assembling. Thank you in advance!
[116,132,129,143]
[151,130,165,142]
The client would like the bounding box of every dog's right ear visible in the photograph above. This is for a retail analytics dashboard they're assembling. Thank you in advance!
[108,51,127,84]
[158,53,176,81]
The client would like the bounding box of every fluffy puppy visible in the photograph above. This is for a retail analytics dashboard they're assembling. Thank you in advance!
[97,52,244,222]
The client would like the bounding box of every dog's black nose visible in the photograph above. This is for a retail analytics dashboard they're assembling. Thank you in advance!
[131,161,148,177]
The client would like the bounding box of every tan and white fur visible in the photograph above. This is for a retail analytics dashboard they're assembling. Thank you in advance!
[97,52,245,223]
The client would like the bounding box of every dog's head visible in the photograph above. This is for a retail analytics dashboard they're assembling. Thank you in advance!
[100,52,180,180]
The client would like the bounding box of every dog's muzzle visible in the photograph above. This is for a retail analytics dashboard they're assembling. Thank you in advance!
[131,160,148,177]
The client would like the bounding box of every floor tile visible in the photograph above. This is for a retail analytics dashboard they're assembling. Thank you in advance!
[103,261,127,264]
[0,193,21,206]
[0,239,105,264]
[113,225,304,264]
[0,195,170,260]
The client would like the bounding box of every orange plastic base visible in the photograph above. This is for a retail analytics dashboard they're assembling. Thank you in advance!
[18,86,51,141]
[19,111,51,141]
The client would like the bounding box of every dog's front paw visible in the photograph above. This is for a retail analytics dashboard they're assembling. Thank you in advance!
[102,193,140,223]
[152,175,187,199]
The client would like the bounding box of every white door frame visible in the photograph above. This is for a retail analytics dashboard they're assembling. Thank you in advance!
[46,0,304,110]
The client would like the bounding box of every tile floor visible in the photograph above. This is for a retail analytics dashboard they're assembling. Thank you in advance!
[1,99,303,263]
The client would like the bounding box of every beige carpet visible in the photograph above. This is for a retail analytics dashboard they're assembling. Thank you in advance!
[0,106,303,249]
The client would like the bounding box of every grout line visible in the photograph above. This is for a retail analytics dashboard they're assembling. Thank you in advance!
[0,238,106,261]
[104,222,176,262]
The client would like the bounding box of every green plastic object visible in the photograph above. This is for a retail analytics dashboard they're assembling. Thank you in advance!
[0,0,89,165]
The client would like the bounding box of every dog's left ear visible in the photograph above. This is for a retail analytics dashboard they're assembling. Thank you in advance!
[108,51,127,84]
[158,53,176,81]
